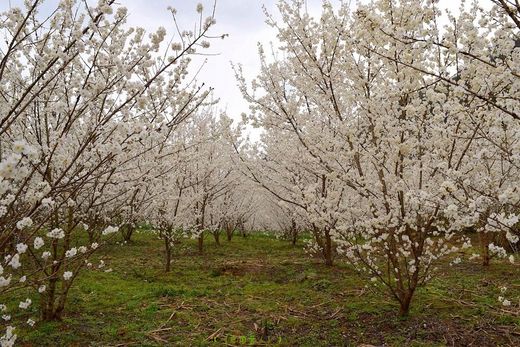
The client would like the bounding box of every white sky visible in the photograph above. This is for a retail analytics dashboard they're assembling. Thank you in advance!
[162,0,483,124]
[121,0,333,124]
[5,0,487,126]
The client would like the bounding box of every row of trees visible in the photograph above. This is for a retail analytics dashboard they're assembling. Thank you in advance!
[143,111,257,271]
[0,0,253,344]
[1,0,519,344]
[235,0,519,316]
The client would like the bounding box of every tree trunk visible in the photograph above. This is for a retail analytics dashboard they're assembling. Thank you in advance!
[398,295,412,317]
[41,281,68,321]
[42,239,60,321]
[290,220,297,246]
[226,227,233,241]
[164,237,171,272]
[41,292,67,321]
[198,235,204,254]
[480,232,491,266]
[122,224,135,243]
[323,229,333,266]
[397,284,417,317]
[213,231,220,245]
[53,287,71,320]
[42,279,58,321]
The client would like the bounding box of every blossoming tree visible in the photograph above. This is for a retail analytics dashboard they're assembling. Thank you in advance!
[0,0,218,342]
[237,0,519,316]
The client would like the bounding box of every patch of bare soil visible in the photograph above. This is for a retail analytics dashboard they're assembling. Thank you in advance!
[216,260,270,275]
[345,313,520,347]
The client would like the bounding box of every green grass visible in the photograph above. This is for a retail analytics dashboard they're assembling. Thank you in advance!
[7,232,520,346]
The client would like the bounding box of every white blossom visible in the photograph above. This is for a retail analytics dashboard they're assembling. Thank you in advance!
[46,228,65,239]
[33,237,44,250]
[18,299,31,310]
[15,243,27,254]
[16,217,33,230]
[63,271,73,281]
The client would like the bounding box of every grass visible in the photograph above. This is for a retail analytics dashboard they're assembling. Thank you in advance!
[8,232,520,346]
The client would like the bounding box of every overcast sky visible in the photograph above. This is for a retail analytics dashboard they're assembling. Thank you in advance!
[121,0,333,123]
[147,0,480,124]
[6,0,481,125]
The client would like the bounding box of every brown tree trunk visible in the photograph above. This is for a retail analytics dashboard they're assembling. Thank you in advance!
[323,229,333,266]
[122,224,135,243]
[164,237,172,272]
[226,225,234,241]
[42,279,58,320]
[42,274,65,321]
[198,235,204,254]
[397,283,417,317]
[213,231,220,245]
[42,237,61,321]
[398,295,412,317]
[311,225,333,266]
[41,285,69,321]
[291,220,298,246]
[53,285,71,320]
[480,232,491,266]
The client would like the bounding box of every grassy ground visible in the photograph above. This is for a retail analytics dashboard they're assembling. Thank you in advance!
[10,232,520,346]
